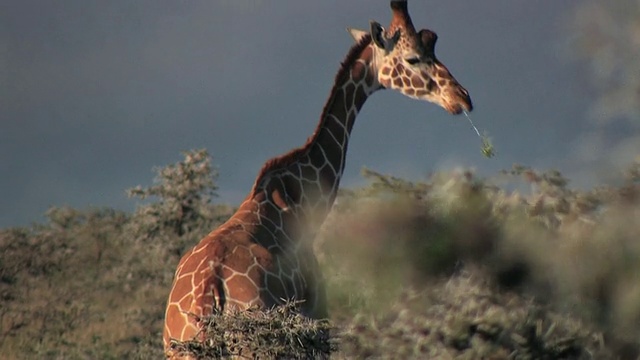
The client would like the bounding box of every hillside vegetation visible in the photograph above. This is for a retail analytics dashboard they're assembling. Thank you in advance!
[1,149,639,359]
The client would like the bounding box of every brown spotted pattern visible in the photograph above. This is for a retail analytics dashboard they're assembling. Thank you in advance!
[163,1,473,358]
[377,1,473,114]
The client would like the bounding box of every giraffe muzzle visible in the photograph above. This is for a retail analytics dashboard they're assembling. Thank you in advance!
[447,86,473,115]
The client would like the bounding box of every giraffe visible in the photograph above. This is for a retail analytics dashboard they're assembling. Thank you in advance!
[163,0,472,357]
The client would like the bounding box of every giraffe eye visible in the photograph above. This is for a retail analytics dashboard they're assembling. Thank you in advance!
[405,57,420,65]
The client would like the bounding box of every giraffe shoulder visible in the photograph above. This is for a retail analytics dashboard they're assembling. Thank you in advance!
[252,146,307,194]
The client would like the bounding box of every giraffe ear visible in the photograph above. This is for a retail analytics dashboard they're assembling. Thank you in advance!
[370,21,386,49]
[347,28,369,43]
[370,21,400,51]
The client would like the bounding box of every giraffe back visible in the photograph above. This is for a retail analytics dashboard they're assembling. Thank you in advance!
[163,186,327,354]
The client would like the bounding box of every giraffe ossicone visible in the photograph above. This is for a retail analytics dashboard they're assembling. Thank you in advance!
[163,0,472,358]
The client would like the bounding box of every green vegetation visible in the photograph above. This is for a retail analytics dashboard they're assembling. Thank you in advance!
[480,133,495,158]
[1,150,639,359]
[0,150,232,359]
[462,110,494,158]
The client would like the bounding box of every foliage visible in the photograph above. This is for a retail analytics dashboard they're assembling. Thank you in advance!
[0,207,131,358]
[121,148,232,292]
[127,148,222,240]
[1,151,640,359]
[0,149,229,359]
[169,302,333,359]
[319,161,640,358]
[338,272,606,359]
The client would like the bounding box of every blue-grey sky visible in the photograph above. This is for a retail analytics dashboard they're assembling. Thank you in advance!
[2,1,636,227]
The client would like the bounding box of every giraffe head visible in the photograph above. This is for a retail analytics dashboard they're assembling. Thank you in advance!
[349,0,472,114]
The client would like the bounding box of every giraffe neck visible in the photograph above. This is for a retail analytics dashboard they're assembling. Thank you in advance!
[249,34,379,234]
[304,36,379,203]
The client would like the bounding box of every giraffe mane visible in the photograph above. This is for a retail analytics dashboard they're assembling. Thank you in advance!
[250,33,373,196]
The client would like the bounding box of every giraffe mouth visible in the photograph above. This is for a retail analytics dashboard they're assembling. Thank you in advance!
[445,87,473,115]
[446,102,471,115]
